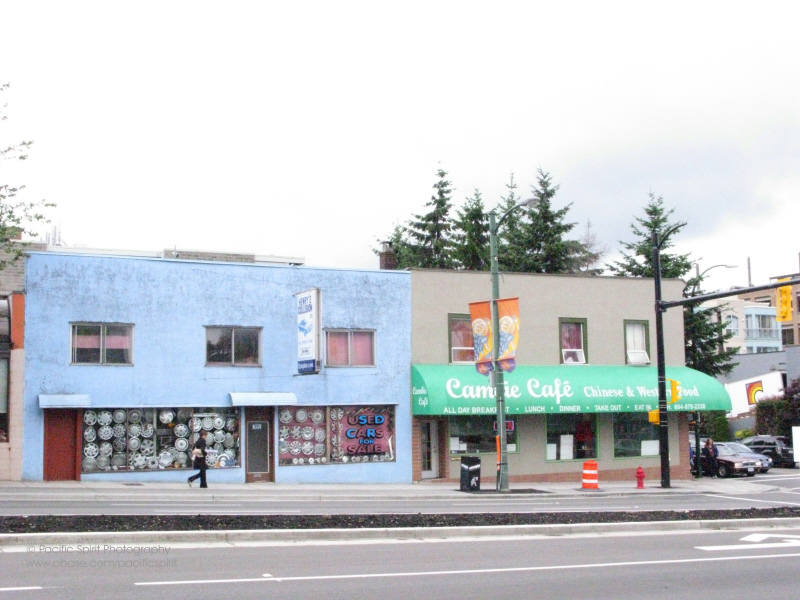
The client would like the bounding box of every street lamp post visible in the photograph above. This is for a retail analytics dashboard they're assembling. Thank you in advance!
[489,198,538,492]
[689,263,735,478]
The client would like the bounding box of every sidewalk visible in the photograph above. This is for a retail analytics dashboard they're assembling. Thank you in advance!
[0,477,776,502]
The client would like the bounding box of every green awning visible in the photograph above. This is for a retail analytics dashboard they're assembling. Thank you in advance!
[411,364,731,416]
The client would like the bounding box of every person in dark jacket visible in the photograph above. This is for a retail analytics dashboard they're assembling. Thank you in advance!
[188,432,210,488]
[702,437,719,477]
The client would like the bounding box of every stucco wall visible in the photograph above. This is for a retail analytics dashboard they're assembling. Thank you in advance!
[23,253,412,483]
[410,269,686,365]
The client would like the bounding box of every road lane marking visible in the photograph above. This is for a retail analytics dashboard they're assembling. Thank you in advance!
[135,551,800,586]
[705,493,800,507]
[0,586,43,592]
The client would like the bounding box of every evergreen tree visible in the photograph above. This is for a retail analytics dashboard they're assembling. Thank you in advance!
[496,173,528,272]
[683,279,738,377]
[374,224,419,270]
[610,193,735,378]
[405,168,455,269]
[607,192,692,278]
[525,169,577,273]
[451,188,489,270]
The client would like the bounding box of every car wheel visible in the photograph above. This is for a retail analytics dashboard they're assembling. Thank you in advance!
[717,464,730,478]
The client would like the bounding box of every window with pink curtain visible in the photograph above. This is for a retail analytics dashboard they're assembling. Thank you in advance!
[326,332,349,366]
[351,331,374,366]
[450,317,473,363]
[326,330,375,366]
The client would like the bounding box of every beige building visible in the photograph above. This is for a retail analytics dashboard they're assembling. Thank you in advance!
[409,269,731,485]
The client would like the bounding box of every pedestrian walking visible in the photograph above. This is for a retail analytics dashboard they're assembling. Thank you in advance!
[188,432,210,488]
[702,437,719,477]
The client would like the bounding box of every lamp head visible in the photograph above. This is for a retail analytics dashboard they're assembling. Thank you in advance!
[522,197,539,208]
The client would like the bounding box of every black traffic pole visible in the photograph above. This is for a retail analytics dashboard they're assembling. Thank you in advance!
[652,231,671,488]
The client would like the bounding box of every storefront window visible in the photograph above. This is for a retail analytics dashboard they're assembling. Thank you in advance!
[613,413,659,457]
[278,405,395,466]
[448,416,517,454]
[546,414,595,460]
[80,407,240,473]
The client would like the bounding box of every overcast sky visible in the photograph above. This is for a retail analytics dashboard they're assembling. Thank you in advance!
[2,1,798,291]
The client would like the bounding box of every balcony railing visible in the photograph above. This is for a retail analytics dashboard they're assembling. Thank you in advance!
[745,328,780,340]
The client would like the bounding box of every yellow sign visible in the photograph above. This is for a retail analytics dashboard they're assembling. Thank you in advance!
[777,278,793,322]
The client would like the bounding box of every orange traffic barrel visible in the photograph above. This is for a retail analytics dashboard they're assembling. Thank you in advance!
[582,460,598,489]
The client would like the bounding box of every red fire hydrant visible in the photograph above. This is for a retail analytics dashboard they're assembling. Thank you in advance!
[636,466,645,489]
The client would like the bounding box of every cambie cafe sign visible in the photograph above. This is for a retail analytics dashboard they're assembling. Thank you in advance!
[411,365,731,416]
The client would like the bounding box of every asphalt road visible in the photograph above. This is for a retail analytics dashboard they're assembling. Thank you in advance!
[3,523,800,599]
[3,472,800,516]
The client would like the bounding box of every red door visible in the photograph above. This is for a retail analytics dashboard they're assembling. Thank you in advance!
[43,409,79,481]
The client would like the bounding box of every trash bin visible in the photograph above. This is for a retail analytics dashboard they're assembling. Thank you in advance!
[460,456,481,492]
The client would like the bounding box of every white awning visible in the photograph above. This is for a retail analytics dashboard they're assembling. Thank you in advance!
[39,394,91,408]
[229,392,298,406]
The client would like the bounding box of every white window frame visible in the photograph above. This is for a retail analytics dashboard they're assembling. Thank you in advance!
[449,314,474,364]
[624,321,650,365]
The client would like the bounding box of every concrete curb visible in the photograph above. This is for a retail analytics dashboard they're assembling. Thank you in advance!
[4,517,800,548]
[0,487,778,503]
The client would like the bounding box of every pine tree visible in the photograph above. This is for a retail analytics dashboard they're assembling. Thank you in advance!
[406,168,455,269]
[607,192,692,278]
[525,169,577,273]
[451,188,489,270]
[496,173,527,272]
[610,192,735,378]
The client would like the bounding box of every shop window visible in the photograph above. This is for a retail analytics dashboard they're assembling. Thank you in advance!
[72,323,133,365]
[206,327,260,366]
[325,330,375,367]
[80,407,240,473]
[559,318,587,364]
[624,321,650,365]
[613,413,659,457]
[546,414,595,460]
[449,314,473,363]
[448,416,517,454]
[277,405,395,465]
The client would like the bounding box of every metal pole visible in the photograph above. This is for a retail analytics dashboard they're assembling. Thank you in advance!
[489,211,509,492]
[652,231,671,488]
[694,412,702,479]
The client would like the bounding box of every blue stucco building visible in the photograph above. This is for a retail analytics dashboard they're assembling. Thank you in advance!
[23,250,411,483]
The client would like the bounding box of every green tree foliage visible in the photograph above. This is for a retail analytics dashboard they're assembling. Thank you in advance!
[0,83,53,269]
[610,193,735,378]
[607,192,692,278]
[755,378,800,437]
[525,169,577,273]
[451,188,489,270]
[377,168,589,274]
[405,168,455,269]
[496,173,528,272]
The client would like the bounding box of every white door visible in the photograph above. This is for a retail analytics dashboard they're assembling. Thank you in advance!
[421,420,439,479]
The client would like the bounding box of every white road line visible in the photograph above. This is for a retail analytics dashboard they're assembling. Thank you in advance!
[136,551,800,586]
[706,494,800,507]
[0,586,42,592]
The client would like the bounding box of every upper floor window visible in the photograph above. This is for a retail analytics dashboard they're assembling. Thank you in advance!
[326,330,375,367]
[624,321,650,365]
[559,318,587,364]
[206,327,260,366]
[725,315,739,336]
[72,323,133,365]
[449,314,473,363]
